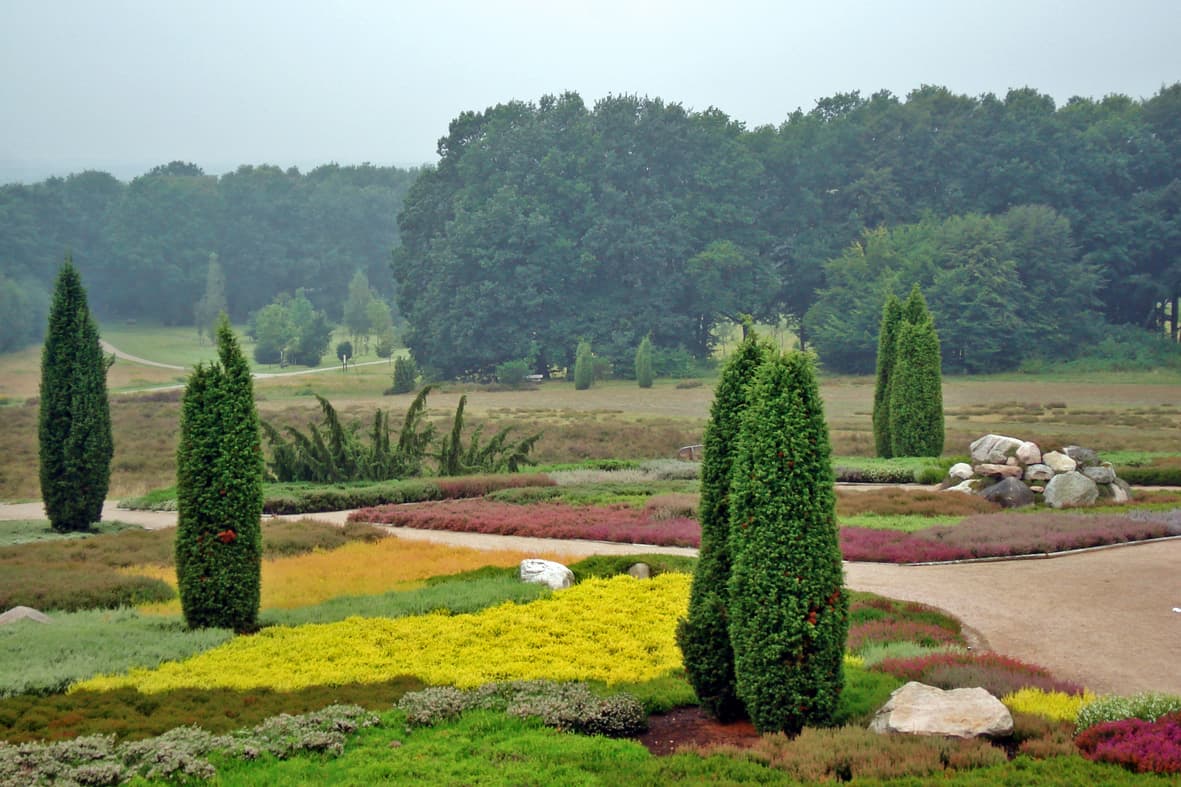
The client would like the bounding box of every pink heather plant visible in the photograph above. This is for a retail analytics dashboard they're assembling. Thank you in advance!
[1075,712,1181,775]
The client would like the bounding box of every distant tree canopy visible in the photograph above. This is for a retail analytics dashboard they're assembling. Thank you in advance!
[0,162,419,338]
[393,85,1181,378]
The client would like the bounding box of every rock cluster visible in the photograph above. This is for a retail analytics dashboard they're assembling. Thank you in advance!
[944,434,1131,508]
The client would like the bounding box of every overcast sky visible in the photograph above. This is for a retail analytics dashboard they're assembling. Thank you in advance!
[2,0,1178,183]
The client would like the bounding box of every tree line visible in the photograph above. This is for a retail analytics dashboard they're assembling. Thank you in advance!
[394,85,1181,378]
[0,162,419,352]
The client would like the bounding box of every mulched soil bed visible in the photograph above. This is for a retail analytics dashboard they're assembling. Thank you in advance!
[636,707,761,755]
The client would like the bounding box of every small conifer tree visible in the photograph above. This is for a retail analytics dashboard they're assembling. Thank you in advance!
[676,331,769,722]
[175,317,263,631]
[635,336,654,388]
[391,356,417,394]
[573,340,593,390]
[38,258,113,532]
[872,293,903,458]
[888,315,945,457]
[727,351,847,734]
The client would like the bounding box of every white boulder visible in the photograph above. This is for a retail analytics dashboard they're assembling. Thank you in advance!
[869,681,1013,739]
[519,559,574,590]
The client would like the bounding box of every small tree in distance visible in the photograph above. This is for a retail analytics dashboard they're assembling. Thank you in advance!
[175,317,264,631]
[391,356,418,394]
[635,336,654,388]
[872,293,903,458]
[39,257,113,532]
[889,313,945,457]
[194,253,227,342]
[573,340,593,390]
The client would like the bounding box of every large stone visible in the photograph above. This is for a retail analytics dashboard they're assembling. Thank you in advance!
[869,681,1013,739]
[969,434,1024,464]
[1111,478,1133,503]
[1063,445,1100,468]
[1043,471,1099,509]
[948,462,974,481]
[1082,463,1116,484]
[979,477,1036,508]
[0,606,51,625]
[944,480,977,494]
[1015,441,1042,466]
[973,463,1023,479]
[1023,463,1055,482]
[519,559,574,590]
[1042,451,1077,474]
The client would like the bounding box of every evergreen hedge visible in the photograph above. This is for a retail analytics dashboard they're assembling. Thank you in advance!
[391,356,417,394]
[889,315,945,457]
[676,332,769,722]
[635,336,654,388]
[175,319,264,631]
[573,340,593,390]
[727,351,848,734]
[872,294,903,458]
[38,259,113,532]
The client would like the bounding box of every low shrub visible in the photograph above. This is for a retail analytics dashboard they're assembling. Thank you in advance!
[847,620,966,653]
[840,527,972,563]
[598,670,698,714]
[1076,692,1181,732]
[642,493,698,521]
[0,561,174,612]
[259,474,553,515]
[1075,711,1181,774]
[856,641,963,667]
[1003,687,1097,724]
[1007,711,1080,759]
[833,664,905,726]
[874,652,1085,697]
[566,554,697,582]
[637,459,701,481]
[1117,465,1181,486]
[836,487,998,517]
[397,680,648,737]
[433,473,554,499]
[848,593,964,633]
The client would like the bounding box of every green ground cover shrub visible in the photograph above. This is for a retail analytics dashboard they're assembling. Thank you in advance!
[566,554,697,582]
[1076,692,1181,733]
[0,519,136,547]
[832,455,958,483]
[259,473,554,515]
[0,561,173,612]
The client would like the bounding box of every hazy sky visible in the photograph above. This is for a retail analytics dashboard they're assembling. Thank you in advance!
[2,0,1178,182]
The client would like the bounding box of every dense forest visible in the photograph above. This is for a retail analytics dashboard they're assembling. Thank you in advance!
[0,162,419,352]
[3,83,1180,376]
[395,85,1181,377]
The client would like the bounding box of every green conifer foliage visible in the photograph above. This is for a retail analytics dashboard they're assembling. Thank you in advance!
[888,316,945,457]
[872,294,903,458]
[175,318,264,631]
[727,351,847,734]
[635,336,654,388]
[676,333,770,722]
[38,258,113,532]
[573,340,593,390]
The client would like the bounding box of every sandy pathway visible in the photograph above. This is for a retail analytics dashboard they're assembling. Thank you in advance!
[3,501,1178,696]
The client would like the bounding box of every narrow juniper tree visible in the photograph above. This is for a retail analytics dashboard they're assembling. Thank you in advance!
[727,351,848,734]
[573,340,593,390]
[888,314,945,457]
[872,293,903,458]
[677,332,770,722]
[176,317,263,631]
[39,258,113,532]
[635,335,654,389]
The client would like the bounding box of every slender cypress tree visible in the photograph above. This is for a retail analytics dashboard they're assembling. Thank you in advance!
[573,340,593,390]
[872,293,903,458]
[727,351,847,734]
[38,258,113,532]
[902,282,929,325]
[888,315,945,457]
[635,336,654,388]
[175,317,264,631]
[676,332,770,722]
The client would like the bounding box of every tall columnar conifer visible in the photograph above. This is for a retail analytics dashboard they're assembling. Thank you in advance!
[888,315,945,457]
[727,351,847,734]
[676,331,770,722]
[635,336,654,388]
[175,317,264,631]
[573,340,593,390]
[38,258,113,532]
[872,293,903,458]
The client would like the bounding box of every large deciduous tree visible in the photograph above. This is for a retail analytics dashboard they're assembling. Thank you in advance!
[175,318,264,631]
[727,351,847,734]
[677,331,770,722]
[38,258,113,532]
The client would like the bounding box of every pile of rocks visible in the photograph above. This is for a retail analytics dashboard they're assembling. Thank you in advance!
[944,434,1131,509]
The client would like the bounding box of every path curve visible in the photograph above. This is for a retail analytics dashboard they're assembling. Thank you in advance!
[2,501,1177,696]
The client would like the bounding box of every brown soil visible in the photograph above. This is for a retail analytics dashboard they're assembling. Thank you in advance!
[637,707,760,755]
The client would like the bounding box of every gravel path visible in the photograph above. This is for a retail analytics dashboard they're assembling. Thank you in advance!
[3,500,1178,696]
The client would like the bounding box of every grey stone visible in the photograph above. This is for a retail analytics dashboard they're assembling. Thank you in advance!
[1111,478,1132,503]
[1063,445,1100,468]
[0,606,51,625]
[626,562,652,579]
[979,477,1036,508]
[869,682,1013,739]
[1043,471,1099,509]
[944,480,977,494]
[973,463,1023,479]
[1042,451,1077,474]
[1015,441,1042,466]
[970,434,1024,464]
[1083,464,1116,484]
[519,559,574,590]
[948,462,974,481]
[1023,464,1055,482]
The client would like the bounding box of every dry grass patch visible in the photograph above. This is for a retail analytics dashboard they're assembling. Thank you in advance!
[836,488,1000,518]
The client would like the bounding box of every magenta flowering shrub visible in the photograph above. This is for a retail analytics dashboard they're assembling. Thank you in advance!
[1075,712,1181,774]
[874,652,1085,697]
[839,528,971,563]
[349,499,702,547]
[847,620,965,653]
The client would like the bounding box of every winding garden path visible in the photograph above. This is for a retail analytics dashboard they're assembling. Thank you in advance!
[2,500,1178,697]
